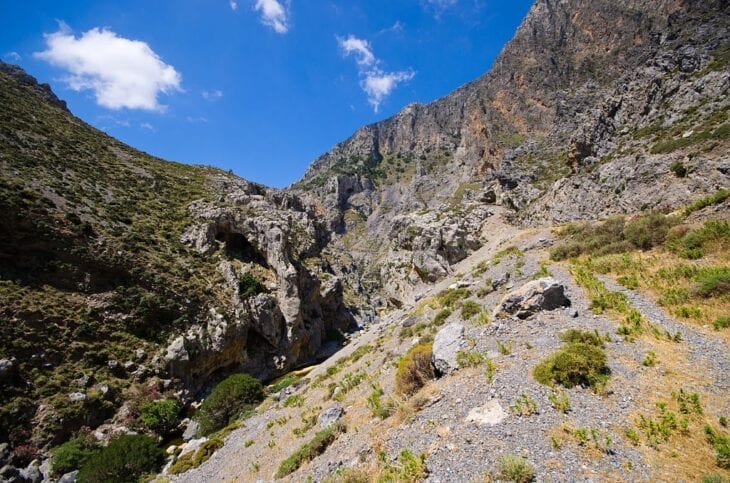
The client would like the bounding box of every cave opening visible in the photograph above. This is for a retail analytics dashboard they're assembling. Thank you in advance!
[215,229,268,266]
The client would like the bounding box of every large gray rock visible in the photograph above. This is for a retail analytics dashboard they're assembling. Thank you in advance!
[58,470,79,483]
[318,405,344,428]
[18,463,42,483]
[494,277,570,319]
[432,323,466,375]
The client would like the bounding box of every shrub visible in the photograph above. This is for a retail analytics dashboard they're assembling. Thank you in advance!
[715,316,730,330]
[548,390,570,413]
[196,373,264,436]
[683,189,730,216]
[436,288,470,308]
[705,425,730,469]
[284,394,304,408]
[551,213,677,260]
[433,308,452,326]
[378,449,428,482]
[460,300,481,320]
[51,433,98,476]
[668,220,730,259]
[622,212,675,251]
[498,454,535,482]
[670,161,687,177]
[275,422,345,478]
[395,344,435,396]
[694,267,730,297]
[77,435,163,483]
[239,273,265,299]
[139,399,179,435]
[168,438,224,475]
[642,352,658,367]
[559,329,605,347]
[510,394,538,416]
[533,343,610,390]
[367,384,395,419]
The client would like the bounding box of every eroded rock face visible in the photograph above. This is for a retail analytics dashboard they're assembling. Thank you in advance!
[432,323,466,375]
[494,277,570,319]
[172,178,356,388]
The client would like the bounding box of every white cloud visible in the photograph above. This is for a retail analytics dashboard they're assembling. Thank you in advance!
[337,35,375,66]
[4,51,21,62]
[140,122,155,131]
[202,89,223,101]
[338,34,415,112]
[34,26,182,111]
[254,0,290,34]
[362,70,415,111]
[229,0,238,11]
[186,116,209,123]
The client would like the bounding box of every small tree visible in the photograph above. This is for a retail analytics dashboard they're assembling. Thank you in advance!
[77,435,163,483]
[138,399,180,435]
[196,373,264,436]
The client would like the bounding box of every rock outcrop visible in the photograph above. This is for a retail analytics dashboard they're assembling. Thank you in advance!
[432,323,466,375]
[494,277,570,319]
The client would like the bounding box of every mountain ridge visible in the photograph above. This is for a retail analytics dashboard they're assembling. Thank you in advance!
[0,0,728,480]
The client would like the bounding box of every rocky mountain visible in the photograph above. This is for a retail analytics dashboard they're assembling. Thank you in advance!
[0,0,728,481]
[0,62,358,453]
[294,0,729,306]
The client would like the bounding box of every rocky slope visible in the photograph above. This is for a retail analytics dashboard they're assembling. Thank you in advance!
[294,0,730,306]
[0,0,728,480]
[0,62,357,457]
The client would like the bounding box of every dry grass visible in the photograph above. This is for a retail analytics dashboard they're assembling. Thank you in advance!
[580,245,729,342]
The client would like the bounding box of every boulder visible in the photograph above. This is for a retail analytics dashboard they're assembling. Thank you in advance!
[465,400,508,426]
[317,405,344,428]
[58,470,79,483]
[18,463,42,483]
[182,419,199,441]
[494,277,570,319]
[432,323,466,375]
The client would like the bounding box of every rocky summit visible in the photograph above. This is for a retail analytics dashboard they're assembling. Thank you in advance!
[0,0,729,482]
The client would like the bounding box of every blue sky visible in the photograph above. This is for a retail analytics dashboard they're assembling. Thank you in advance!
[1,0,533,187]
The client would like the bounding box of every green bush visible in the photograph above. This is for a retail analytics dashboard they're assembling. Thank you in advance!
[670,161,688,177]
[395,344,435,396]
[433,308,452,326]
[139,399,179,435]
[714,316,730,330]
[378,449,428,482]
[498,454,535,482]
[559,329,605,347]
[668,220,730,259]
[275,422,344,478]
[239,273,265,299]
[196,373,264,436]
[77,435,163,483]
[51,433,98,476]
[533,342,610,390]
[623,212,675,250]
[436,288,470,308]
[705,425,730,469]
[460,300,481,320]
[683,189,730,216]
[694,267,730,297]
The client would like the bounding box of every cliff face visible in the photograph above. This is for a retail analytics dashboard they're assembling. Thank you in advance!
[294,0,729,305]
